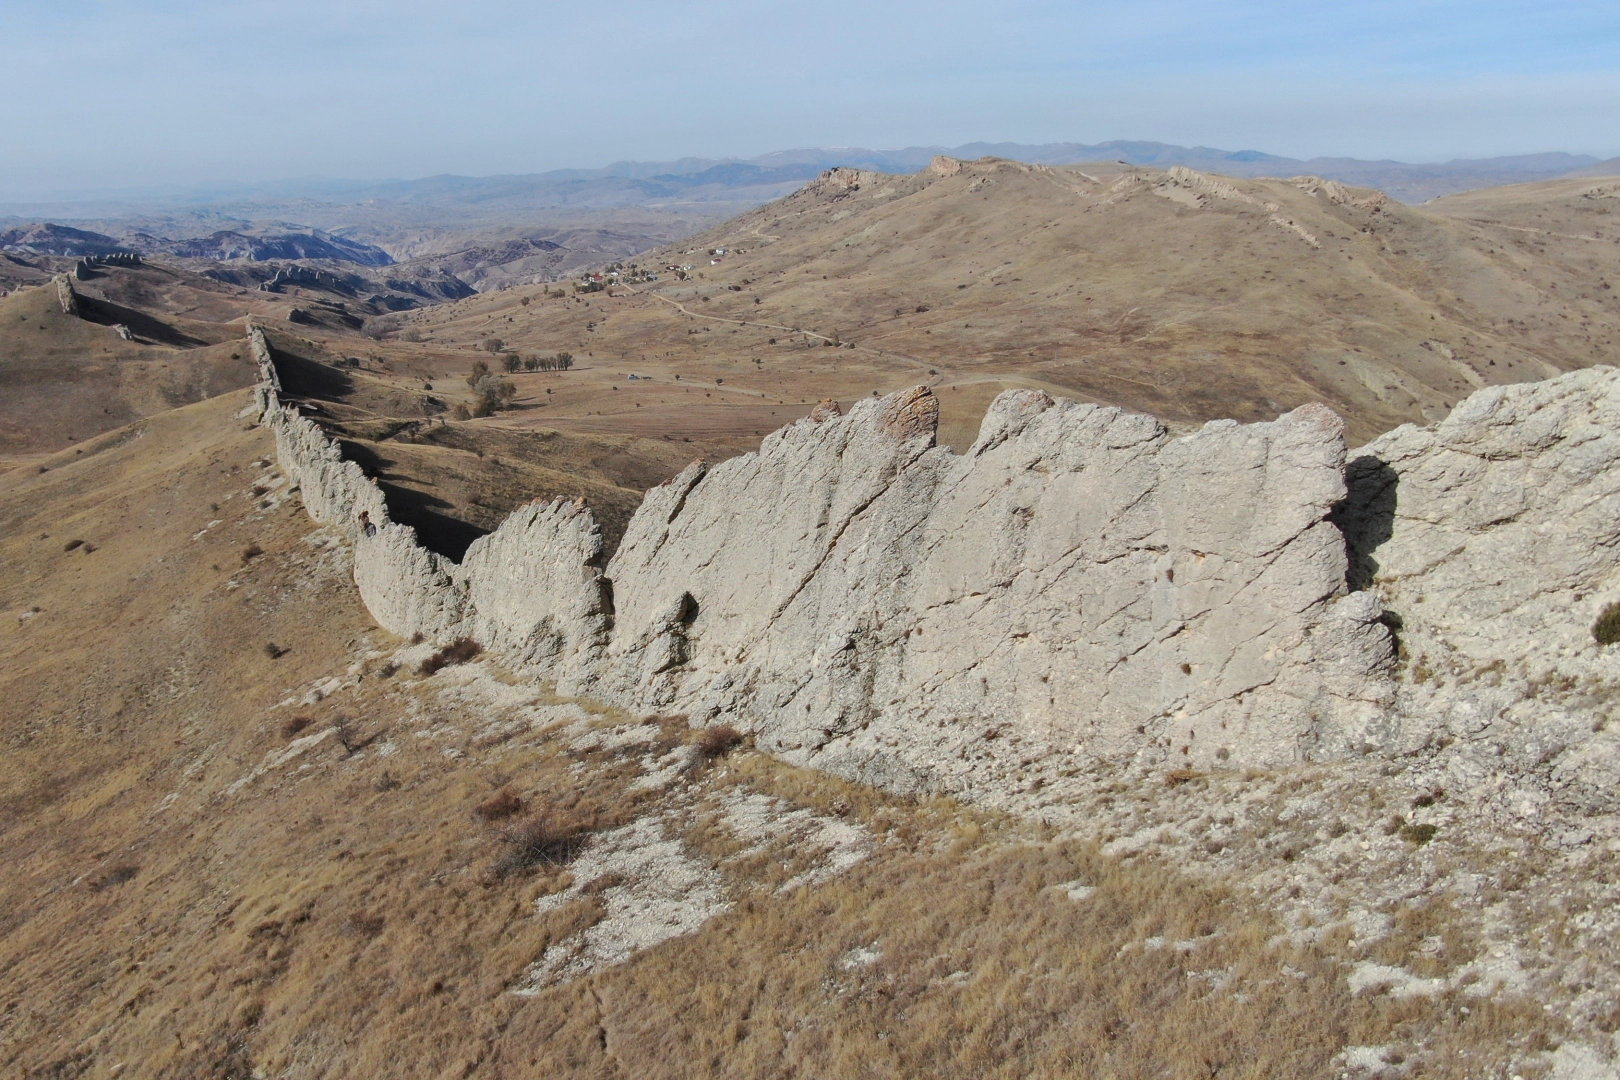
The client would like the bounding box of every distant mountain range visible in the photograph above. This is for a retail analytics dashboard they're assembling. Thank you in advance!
[0,222,392,264]
[4,142,1617,225]
[4,142,1615,292]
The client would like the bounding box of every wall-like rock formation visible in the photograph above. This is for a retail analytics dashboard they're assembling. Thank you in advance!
[593,387,1392,787]
[53,273,78,315]
[252,323,610,678]
[1336,368,1620,808]
[251,326,1619,803]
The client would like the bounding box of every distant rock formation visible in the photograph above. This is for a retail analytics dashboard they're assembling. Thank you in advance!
[53,274,78,316]
[74,252,141,279]
[253,329,1620,806]
[260,264,346,293]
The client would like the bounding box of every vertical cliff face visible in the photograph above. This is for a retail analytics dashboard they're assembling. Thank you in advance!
[1337,368,1620,808]
[596,385,1394,788]
[250,323,1620,804]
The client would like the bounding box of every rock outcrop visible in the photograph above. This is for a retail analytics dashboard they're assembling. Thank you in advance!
[251,330,1620,806]
[594,390,1393,788]
[53,274,78,315]
[1336,368,1620,808]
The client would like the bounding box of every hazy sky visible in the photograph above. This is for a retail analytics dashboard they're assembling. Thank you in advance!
[3,0,1617,199]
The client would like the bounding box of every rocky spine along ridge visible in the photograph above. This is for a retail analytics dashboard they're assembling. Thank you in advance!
[250,327,1620,804]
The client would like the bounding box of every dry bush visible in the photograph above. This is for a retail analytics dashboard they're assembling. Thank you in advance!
[332,717,380,755]
[474,789,524,821]
[239,543,263,563]
[361,313,404,339]
[87,864,139,891]
[419,637,482,675]
[490,813,589,878]
[263,642,287,659]
[250,484,268,497]
[280,715,312,739]
[696,724,745,759]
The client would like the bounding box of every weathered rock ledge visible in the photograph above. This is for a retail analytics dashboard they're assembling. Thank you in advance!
[252,324,1620,806]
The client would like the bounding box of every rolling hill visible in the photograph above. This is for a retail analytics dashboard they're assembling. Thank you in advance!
[387,157,1620,448]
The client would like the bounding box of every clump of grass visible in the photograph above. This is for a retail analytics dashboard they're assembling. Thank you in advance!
[280,715,313,739]
[419,637,482,675]
[1400,822,1439,846]
[62,539,84,552]
[1593,602,1620,646]
[580,871,628,895]
[490,814,588,878]
[263,642,287,659]
[79,542,96,554]
[696,724,744,759]
[240,543,263,564]
[474,789,524,821]
[340,910,386,938]
[250,484,269,497]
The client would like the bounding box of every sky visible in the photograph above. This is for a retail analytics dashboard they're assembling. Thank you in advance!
[2,0,1618,200]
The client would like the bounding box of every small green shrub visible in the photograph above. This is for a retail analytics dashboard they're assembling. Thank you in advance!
[1400,822,1438,846]
[1593,602,1620,646]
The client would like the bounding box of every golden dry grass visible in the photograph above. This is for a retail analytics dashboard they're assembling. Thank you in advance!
[369,160,1620,449]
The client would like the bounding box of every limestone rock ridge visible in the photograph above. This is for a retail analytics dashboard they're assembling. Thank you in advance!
[248,326,1620,805]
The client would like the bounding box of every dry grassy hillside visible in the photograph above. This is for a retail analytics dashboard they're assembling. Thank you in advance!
[1426,175,1620,281]
[0,389,1568,1079]
[386,158,1620,446]
[0,259,406,466]
[0,283,255,462]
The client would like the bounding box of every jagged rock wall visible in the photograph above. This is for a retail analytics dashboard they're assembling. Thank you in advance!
[592,388,1393,787]
[53,274,78,315]
[1336,368,1620,809]
[251,324,609,675]
[249,324,1619,797]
